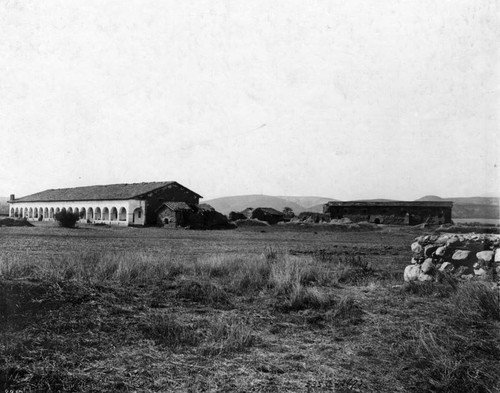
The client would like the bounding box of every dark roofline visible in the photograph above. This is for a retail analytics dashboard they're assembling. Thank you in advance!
[9,181,203,203]
[254,207,285,216]
[324,201,453,207]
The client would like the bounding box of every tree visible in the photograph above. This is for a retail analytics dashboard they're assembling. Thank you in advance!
[54,210,80,228]
[283,207,295,218]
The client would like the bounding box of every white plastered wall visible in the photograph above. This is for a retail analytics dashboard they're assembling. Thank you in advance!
[8,199,146,226]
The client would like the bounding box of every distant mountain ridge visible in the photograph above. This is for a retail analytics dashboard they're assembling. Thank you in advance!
[203,195,328,215]
[417,195,499,206]
[204,194,500,218]
[416,195,499,219]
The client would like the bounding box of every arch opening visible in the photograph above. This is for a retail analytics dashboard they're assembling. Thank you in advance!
[95,207,102,220]
[110,207,118,221]
[103,207,109,220]
[88,207,94,220]
[119,207,127,221]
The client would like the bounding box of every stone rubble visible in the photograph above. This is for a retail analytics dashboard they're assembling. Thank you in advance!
[404,233,500,282]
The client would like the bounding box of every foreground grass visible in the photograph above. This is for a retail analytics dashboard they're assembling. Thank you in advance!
[0,227,499,392]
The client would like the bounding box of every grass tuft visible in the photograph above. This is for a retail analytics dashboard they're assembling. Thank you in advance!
[176,279,231,307]
[451,281,500,321]
[140,314,199,349]
[328,295,363,324]
[203,315,256,355]
[269,254,330,295]
[405,324,500,393]
[400,281,456,298]
[283,284,333,311]
[332,254,375,285]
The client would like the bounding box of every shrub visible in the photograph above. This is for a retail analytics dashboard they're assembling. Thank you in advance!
[54,210,80,228]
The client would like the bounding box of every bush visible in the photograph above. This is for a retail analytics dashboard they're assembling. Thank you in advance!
[54,210,80,228]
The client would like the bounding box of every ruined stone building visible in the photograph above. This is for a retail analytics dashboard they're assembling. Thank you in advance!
[323,201,453,225]
[8,182,202,226]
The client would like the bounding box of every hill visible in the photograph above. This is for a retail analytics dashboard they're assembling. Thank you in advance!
[417,195,499,205]
[416,195,499,219]
[276,196,336,209]
[203,195,337,215]
[203,195,306,215]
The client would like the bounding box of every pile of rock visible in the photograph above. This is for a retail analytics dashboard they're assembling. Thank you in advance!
[404,233,500,282]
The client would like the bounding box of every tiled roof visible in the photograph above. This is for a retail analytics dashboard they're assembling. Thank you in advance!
[255,207,284,216]
[12,182,201,202]
[160,202,193,211]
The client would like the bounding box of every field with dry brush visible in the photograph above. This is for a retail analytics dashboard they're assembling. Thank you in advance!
[1,225,499,392]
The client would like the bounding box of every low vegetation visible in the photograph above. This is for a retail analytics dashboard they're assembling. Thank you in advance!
[54,210,80,228]
[0,226,499,392]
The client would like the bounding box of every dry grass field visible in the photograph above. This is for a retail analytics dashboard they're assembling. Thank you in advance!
[1,224,499,392]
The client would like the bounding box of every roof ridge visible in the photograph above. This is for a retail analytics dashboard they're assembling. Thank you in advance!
[11,181,202,203]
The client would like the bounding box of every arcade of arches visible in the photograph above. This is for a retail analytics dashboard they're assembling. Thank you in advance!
[10,204,144,226]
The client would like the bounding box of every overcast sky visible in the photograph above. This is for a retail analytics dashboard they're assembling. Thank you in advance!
[1,0,498,201]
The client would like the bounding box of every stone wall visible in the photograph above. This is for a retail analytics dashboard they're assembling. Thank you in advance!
[404,233,500,282]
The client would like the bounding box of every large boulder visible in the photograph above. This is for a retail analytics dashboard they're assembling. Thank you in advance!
[404,265,421,282]
[452,250,470,261]
[418,272,434,281]
[435,246,447,257]
[421,258,435,274]
[476,250,494,262]
[411,242,423,253]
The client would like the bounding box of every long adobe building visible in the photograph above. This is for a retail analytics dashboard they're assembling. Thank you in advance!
[8,181,202,226]
[323,201,453,225]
